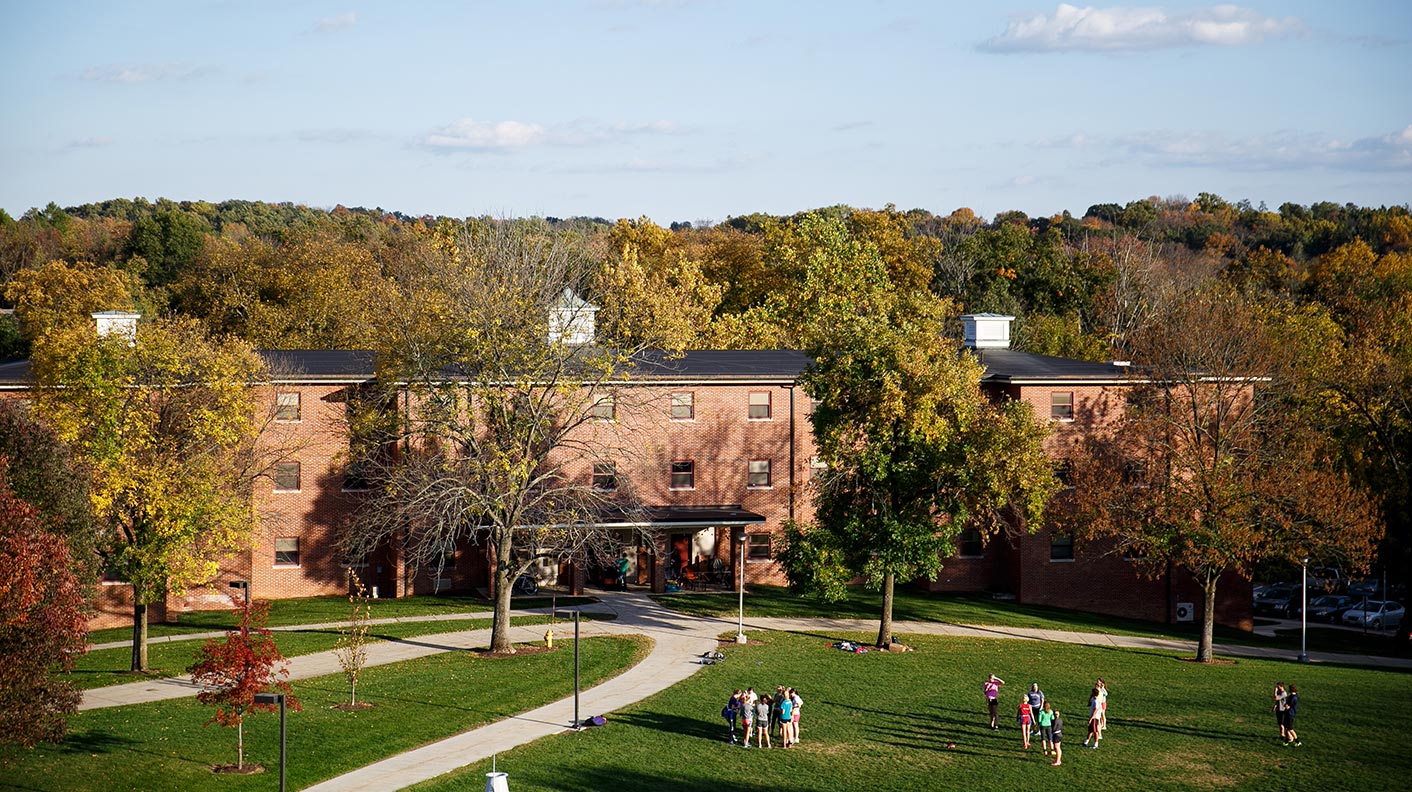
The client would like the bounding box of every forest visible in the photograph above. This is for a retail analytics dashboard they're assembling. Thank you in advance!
[1,194,1408,584]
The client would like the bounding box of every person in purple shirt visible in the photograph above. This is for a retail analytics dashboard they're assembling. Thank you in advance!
[984,674,1005,729]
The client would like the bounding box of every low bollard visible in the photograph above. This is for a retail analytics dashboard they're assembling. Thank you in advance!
[484,771,510,792]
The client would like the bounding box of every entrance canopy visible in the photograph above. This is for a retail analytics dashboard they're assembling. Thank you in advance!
[594,505,765,529]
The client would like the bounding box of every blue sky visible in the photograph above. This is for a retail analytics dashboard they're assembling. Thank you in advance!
[2,1,1408,223]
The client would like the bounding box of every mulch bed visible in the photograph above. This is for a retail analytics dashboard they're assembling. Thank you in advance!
[467,644,558,659]
[331,702,376,710]
[212,764,265,775]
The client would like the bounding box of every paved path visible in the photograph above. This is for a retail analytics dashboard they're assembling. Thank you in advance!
[78,593,1412,789]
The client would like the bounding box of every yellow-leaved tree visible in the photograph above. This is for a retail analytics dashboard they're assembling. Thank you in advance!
[31,317,268,671]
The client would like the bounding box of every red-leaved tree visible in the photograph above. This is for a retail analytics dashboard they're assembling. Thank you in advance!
[187,597,300,771]
[0,457,90,747]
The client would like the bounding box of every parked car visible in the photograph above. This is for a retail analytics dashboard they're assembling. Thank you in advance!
[1254,583,1301,617]
[1341,600,1405,630]
[1348,579,1384,598]
[1308,567,1344,593]
[1303,594,1355,623]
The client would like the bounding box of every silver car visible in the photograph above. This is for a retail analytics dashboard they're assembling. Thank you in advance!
[1341,600,1405,630]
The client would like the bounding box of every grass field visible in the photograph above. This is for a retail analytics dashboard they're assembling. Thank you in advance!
[1,636,648,792]
[414,629,1412,792]
[72,612,613,690]
[85,593,599,645]
[656,586,1407,656]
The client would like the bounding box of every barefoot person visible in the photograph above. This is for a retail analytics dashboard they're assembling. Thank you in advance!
[984,674,1005,729]
[1017,696,1034,748]
[1049,708,1064,766]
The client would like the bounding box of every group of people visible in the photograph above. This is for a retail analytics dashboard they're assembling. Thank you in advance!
[723,686,803,749]
[986,674,1109,767]
[1273,683,1301,746]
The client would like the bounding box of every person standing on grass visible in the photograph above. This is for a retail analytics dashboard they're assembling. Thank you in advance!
[779,690,795,747]
[1049,709,1064,766]
[1273,682,1289,743]
[742,690,756,748]
[1027,683,1045,722]
[754,695,773,749]
[724,690,743,744]
[789,688,803,744]
[1084,687,1101,748]
[1017,696,1034,748]
[1036,702,1056,757]
[984,674,1005,729]
[1096,678,1108,740]
[1283,685,1300,746]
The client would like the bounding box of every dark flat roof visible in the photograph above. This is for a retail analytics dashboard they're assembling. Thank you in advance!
[974,348,1136,383]
[606,505,766,527]
[262,350,377,381]
[630,349,810,380]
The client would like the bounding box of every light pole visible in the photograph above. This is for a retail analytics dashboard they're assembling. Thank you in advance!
[573,609,581,730]
[253,692,286,792]
[1296,557,1309,662]
[229,580,250,607]
[734,528,746,644]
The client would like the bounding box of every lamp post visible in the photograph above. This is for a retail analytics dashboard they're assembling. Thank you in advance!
[734,528,746,644]
[253,692,286,792]
[1297,557,1309,663]
[572,609,581,730]
[229,580,250,607]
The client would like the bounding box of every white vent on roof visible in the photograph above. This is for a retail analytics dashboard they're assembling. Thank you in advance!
[92,310,141,346]
[548,288,597,346]
[959,313,1013,349]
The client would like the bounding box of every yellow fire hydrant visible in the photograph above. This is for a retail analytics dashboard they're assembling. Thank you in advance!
[544,628,554,649]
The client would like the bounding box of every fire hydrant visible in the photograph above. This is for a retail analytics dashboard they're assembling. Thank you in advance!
[544,628,554,649]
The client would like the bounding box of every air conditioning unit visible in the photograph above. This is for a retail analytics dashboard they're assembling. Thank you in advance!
[1175,602,1195,623]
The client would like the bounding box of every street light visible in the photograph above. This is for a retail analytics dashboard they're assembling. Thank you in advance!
[253,692,286,792]
[1297,557,1309,663]
[229,580,250,607]
[733,528,747,644]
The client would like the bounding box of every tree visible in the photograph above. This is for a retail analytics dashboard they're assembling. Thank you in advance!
[1061,289,1383,662]
[776,216,1057,647]
[0,458,90,747]
[0,401,97,577]
[30,316,269,671]
[3,259,141,341]
[188,597,299,771]
[334,570,372,707]
[346,220,654,654]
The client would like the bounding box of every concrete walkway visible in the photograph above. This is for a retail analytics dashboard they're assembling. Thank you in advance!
[78,593,1412,789]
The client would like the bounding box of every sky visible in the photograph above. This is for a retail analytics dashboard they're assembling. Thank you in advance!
[2,1,1409,223]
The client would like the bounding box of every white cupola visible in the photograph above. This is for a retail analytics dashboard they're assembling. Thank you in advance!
[547,289,597,346]
[959,313,1014,349]
[92,310,141,346]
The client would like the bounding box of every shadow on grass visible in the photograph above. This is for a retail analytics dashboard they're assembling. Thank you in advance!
[617,710,722,742]
[52,730,138,756]
[501,765,783,792]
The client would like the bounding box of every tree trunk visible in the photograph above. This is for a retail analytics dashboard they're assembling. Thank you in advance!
[237,716,244,769]
[130,600,149,672]
[876,572,895,647]
[490,537,516,653]
[1197,571,1219,663]
[350,678,357,707]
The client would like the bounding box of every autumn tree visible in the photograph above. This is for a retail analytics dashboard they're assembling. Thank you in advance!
[590,217,722,349]
[0,400,97,576]
[346,220,654,654]
[188,597,299,771]
[1061,289,1383,662]
[334,570,372,707]
[0,458,90,747]
[777,215,1057,646]
[3,259,142,341]
[30,316,269,671]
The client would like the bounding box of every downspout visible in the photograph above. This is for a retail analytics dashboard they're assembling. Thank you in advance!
[787,384,796,522]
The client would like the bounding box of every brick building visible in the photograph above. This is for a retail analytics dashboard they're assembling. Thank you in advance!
[0,310,1251,631]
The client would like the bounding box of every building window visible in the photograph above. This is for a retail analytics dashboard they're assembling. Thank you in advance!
[1054,460,1073,487]
[748,459,772,488]
[592,462,618,492]
[274,538,301,567]
[343,460,372,492]
[274,461,301,491]
[670,460,695,490]
[810,456,828,480]
[747,533,772,560]
[671,391,695,420]
[591,394,616,421]
[275,392,301,421]
[748,391,772,420]
[1050,533,1074,561]
[958,528,984,558]
[1050,391,1074,422]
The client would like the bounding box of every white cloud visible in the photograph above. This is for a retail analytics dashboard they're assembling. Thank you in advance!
[315,12,358,33]
[60,137,112,151]
[79,63,211,84]
[1040,125,1412,171]
[983,4,1303,53]
[417,118,683,152]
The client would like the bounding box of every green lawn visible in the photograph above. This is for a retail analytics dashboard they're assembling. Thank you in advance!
[1,635,648,792]
[72,613,613,690]
[655,585,1406,657]
[414,629,1412,792]
[86,593,599,645]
